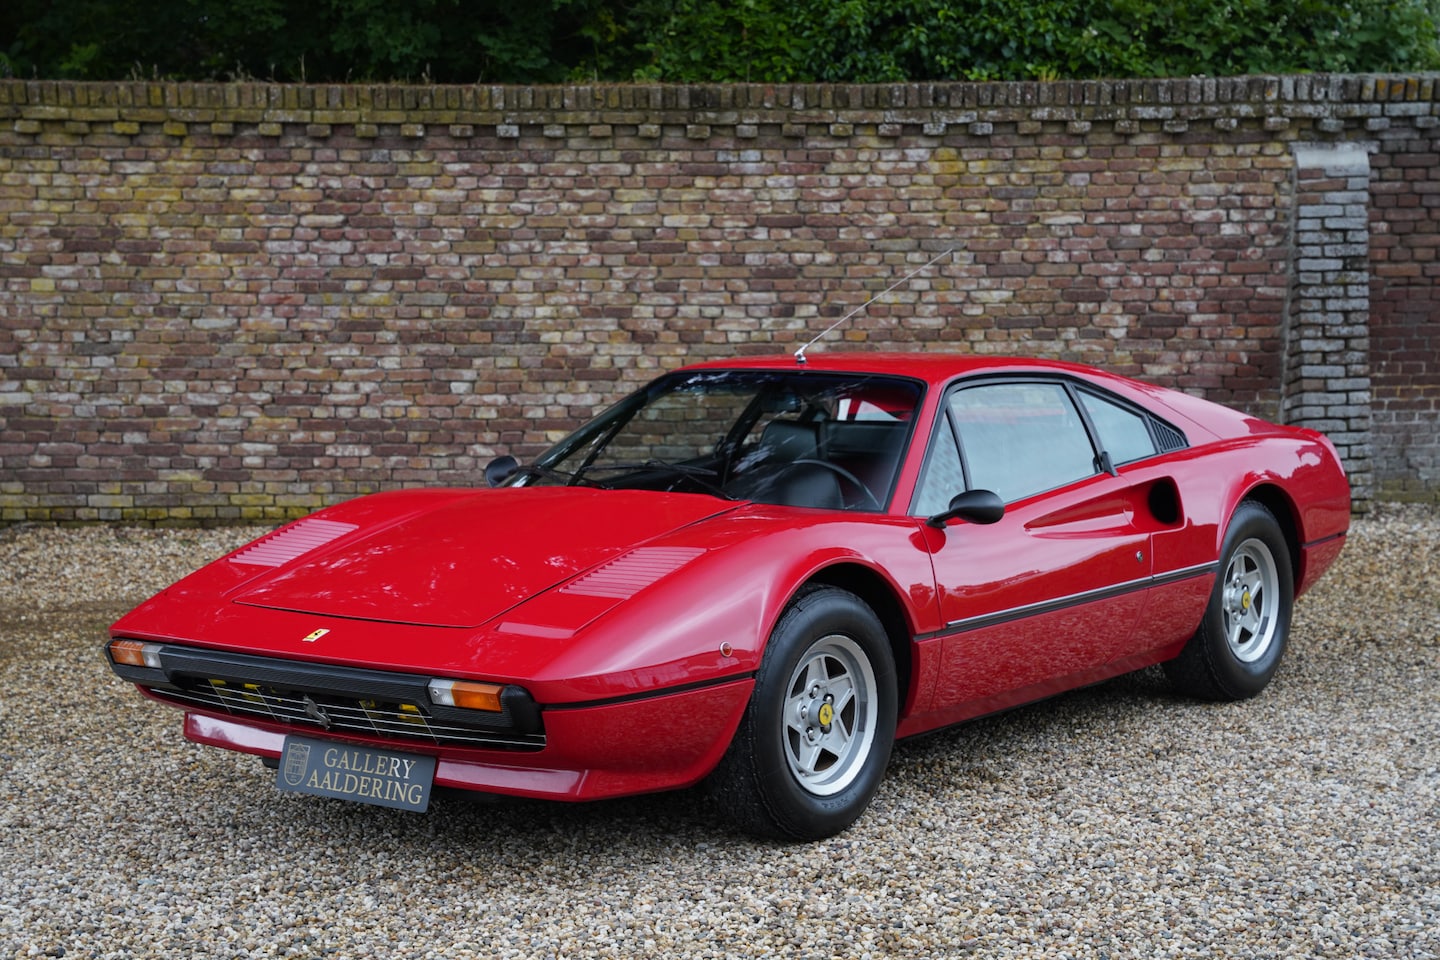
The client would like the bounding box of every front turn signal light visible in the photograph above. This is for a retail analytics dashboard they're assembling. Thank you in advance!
[110,639,163,669]
[428,678,504,712]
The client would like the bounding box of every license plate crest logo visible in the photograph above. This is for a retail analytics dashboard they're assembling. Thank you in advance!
[282,742,311,787]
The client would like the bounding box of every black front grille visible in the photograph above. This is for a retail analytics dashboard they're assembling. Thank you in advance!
[110,642,545,751]
[149,681,545,750]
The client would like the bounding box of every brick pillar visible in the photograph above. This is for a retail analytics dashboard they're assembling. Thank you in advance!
[1282,143,1373,509]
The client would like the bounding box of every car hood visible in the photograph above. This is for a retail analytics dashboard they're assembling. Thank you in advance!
[227,489,738,628]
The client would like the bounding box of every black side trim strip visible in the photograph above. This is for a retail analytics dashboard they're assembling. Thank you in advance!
[1302,530,1347,550]
[543,671,756,712]
[1151,561,1219,588]
[915,561,1218,641]
[941,576,1150,635]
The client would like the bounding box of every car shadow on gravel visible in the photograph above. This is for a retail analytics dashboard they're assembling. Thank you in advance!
[881,665,1182,786]
[405,664,1187,848]
[20,546,1426,861]
[88,628,1212,855]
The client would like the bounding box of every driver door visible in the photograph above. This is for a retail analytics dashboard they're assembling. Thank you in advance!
[913,379,1155,719]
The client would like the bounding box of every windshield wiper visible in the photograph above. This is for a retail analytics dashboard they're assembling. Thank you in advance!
[515,464,611,488]
[578,460,736,500]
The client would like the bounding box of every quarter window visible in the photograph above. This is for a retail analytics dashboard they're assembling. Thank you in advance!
[1078,390,1158,465]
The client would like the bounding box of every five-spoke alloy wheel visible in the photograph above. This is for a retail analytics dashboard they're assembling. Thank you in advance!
[782,634,880,797]
[1221,536,1283,664]
[1165,500,1295,701]
[710,585,897,840]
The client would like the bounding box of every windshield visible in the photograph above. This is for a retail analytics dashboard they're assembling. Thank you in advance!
[515,369,923,512]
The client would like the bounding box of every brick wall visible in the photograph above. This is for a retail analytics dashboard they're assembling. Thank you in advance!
[1282,143,1374,503]
[1370,93,1440,503]
[1,77,1436,523]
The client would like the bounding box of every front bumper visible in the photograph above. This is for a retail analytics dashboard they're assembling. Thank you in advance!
[175,676,755,801]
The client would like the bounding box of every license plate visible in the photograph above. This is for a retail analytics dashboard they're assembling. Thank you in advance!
[276,736,436,812]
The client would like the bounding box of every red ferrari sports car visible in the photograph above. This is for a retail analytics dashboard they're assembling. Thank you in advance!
[107,353,1351,839]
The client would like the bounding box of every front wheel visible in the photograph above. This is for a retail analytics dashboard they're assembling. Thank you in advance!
[709,586,897,840]
[1164,500,1294,701]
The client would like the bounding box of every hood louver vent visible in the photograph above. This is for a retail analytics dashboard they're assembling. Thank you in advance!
[560,547,705,599]
[230,519,359,567]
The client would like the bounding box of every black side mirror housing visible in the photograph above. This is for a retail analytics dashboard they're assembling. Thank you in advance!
[484,455,519,488]
[926,489,1005,528]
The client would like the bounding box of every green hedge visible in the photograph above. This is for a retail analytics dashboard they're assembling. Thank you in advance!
[641,0,1440,82]
[3,0,1438,83]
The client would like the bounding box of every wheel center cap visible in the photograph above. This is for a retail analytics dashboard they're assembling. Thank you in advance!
[1240,588,1251,612]
[817,702,835,727]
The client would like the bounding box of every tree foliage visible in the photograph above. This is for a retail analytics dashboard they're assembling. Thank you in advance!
[636,0,1440,82]
[3,0,1438,83]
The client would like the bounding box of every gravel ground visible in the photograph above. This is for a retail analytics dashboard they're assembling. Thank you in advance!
[1,507,1436,960]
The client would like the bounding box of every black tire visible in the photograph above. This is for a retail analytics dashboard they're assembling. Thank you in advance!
[1164,500,1294,701]
[709,585,897,840]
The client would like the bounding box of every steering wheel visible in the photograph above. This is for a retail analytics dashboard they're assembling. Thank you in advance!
[785,458,883,511]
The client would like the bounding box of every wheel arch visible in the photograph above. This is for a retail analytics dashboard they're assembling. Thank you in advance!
[1236,482,1302,585]
[1165,484,1298,701]
[802,562,915,717]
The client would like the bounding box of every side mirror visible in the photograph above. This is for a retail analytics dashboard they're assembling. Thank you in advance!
[484,455,519,488]
[926,489,1005,528]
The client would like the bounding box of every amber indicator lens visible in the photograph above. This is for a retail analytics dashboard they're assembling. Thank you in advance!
[110,639,162,669]
[428,678,504,712]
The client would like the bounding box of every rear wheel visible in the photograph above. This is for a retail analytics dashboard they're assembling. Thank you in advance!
[1165,501,1294,700]
[710,585,897,840]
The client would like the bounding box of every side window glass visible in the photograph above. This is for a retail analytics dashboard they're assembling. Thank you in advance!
[1078,391,1157,465]
[912,417,965,517]
[949,383,1097,503]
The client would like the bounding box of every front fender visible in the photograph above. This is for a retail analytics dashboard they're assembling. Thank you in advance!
[483,511,937,705]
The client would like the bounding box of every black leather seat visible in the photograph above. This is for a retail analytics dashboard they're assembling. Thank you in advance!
[758,419,819,460]
[726,419,842,507]
[772,461,844,509]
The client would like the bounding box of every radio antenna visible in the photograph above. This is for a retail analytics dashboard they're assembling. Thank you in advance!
[794,247,956,364]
